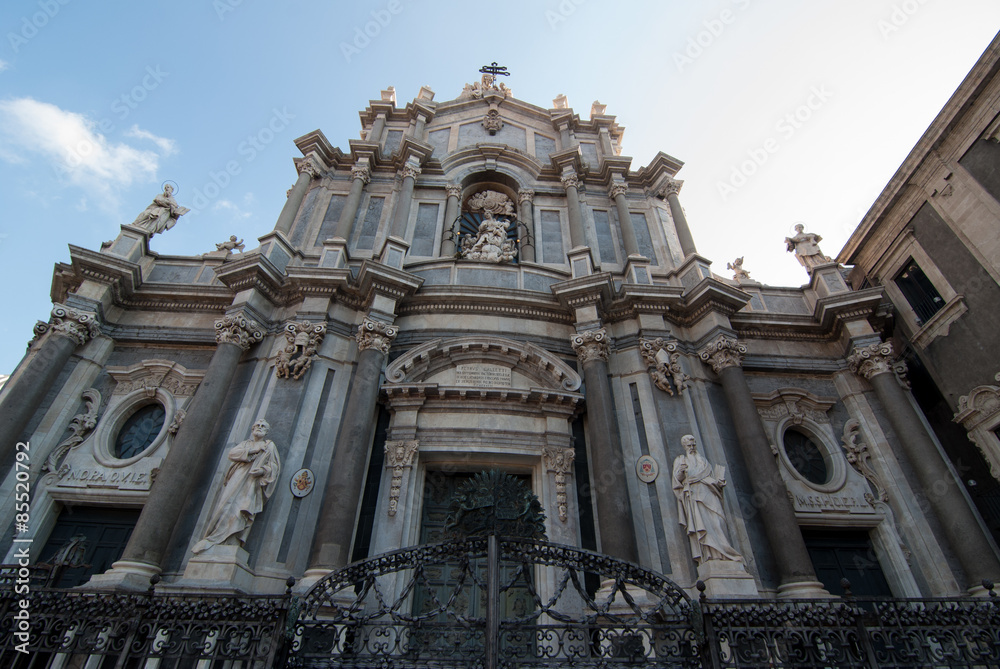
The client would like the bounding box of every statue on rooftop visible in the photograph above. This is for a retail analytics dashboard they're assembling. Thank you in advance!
[131,184,190,235]
[785,223,832,269]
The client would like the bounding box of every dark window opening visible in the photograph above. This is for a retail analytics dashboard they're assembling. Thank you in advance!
[114,404,165,459]
[783,428,829,485]
[894,259,944,325]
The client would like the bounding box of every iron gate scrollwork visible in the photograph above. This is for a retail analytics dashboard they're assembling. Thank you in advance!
[291,537,702,668]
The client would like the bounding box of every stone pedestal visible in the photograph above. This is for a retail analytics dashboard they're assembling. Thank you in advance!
[568,247,595,278]
[695,560,758,598]
[623,255,651,284]
[87,559,161,591]
[320,237,349,268]
[105,225,149,262]
[180,544,255,591]
[380,236,410,269]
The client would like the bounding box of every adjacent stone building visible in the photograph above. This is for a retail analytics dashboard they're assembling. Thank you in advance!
[3,51,1000,626]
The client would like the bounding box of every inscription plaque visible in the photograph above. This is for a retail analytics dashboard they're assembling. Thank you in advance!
[455,364,512,388]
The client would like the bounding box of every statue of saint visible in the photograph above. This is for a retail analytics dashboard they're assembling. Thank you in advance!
[192,419,280,554]
[131,184,190,235]
[671,435,743,564]
[784,223,832,269]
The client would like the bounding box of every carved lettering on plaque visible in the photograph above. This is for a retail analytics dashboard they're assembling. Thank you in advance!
[455,364,512,388]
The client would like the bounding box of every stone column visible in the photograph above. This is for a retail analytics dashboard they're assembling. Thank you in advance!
[517,189,536,263]
[848,341,1000,592]
[571,329,638,563]
[663,179,697,258]
[561,172,586,249]
[104,314,263,582]
[275,160,321,236]
[699,335,825,597]
[609,181,640,257]
[389,163,421,239]
[0,307,100,479]
[440,184,462,256]
[307,317,398,574]
[333,163,371,240]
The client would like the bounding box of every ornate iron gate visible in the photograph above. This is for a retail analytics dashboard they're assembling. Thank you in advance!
[290,536,702,669]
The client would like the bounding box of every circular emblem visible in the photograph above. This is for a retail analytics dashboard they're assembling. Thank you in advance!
[290,468,315,497]
[636,455,658,483]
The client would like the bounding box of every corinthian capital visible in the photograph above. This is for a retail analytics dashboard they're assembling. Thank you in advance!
[49,306,101,346]
[847,341,908,384]
[698,335,746,374]
[401,164,422,180]
[445,184,463,199]
[560,173,579,190]
[297,159,322,179]
[608,182,628,199]
[662,179,683,197]
[571,328,609,364]
[356,316,399,354]
[351,164,371,184]
[517,188,535,204]
[215,313,265,351]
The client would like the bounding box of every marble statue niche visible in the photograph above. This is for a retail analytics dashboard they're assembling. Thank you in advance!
[131,184,190,235]
[460,190,518,263]
[192,419,280,554]
[671,435,743,564]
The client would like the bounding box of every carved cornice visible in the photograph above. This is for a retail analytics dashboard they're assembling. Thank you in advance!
[384,439,418,517]
[109,359,206,398]
[49,306,102,346]
[215,313,265,351]
[846,341,908,384]
[698,335,746,374]
[639,337,688,396]
[275,321,327,380]
[752,388,836,425]
[571,328,609,364]
[356,317,398,354]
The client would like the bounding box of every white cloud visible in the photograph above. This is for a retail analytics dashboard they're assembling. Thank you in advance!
[0,60,9,72]
[124,124,178,156]
[0,98,166,206]
[212,198,252,221]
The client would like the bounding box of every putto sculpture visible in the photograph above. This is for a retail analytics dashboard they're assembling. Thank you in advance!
[726,256,752,284]
[131,184,189,235]
[192,419,281,554]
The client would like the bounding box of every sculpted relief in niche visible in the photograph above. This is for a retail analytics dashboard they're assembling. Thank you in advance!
[460,190,518,263]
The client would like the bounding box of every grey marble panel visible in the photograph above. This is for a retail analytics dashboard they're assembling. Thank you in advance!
[428,128,450,157]
[315,194,347,245]
[534,133,556,162]
[409,202,439,257]
[457,121,527,152]
[592,209,619,265]
[540,209,564,264]
[456,267,518,288]
[147,264,200,283]
[356,196,385,251]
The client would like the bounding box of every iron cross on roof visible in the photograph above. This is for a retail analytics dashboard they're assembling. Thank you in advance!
[479,62,509,78]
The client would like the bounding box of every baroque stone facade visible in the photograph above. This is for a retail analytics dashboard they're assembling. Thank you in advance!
[3,52,1000,629]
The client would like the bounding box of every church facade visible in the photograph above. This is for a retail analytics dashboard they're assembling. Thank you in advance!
[3,51,1000,666]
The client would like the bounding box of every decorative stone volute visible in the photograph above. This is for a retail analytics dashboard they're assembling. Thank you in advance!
[49,306,102,346]
[215,314,265,351]
[847,341,908,386]
[356,317,398,354]
[571,328,609,364]
[698,335,746,374]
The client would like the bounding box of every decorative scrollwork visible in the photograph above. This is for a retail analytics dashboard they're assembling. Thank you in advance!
[42,388,101,473]
[350,164,371,184]
[662,179,683,197]
[841,418,888,506]
[847,340,909,388]
[384,440,418,517]
[401,163,422,180]
[560,173,580,190]
[640,337,689,396]
[482,108,503,135]
[49,306,101,346]
[542,446,575,522]
[446,470,546,540]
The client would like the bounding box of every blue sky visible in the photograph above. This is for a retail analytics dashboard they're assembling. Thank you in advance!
[0,1,998,374]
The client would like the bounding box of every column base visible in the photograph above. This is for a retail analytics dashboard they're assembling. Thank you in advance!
[775,579,832,599]
[696,559,759,598]
[178,544,255,591]
[86,559,161,591]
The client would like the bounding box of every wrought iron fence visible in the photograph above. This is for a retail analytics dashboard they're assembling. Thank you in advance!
[0,574,295,668]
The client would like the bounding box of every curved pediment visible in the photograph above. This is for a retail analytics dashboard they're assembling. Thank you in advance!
[385,336,581,392]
